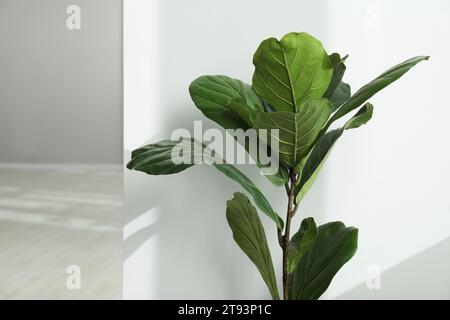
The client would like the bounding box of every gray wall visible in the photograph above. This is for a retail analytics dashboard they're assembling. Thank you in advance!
[338,236,450,299]
[0,0,122,164]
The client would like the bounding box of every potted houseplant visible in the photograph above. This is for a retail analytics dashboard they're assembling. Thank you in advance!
[128,32,427,299]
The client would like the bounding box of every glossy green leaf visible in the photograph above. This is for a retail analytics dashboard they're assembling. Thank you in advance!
[189,75,264,129]
[295,129,343,204]
[288,221,358,300]
[127,139,199,175]
[295,103,373,204]
[344,103,374,129]
[127,138,284,229]
[252,32,333,112]
[262,100,277,112]
[324,53,347,99]
[272,165,289,185]
[226,193,280,299]
[227,97,258,127]
[214,165,284,229]
[330,81,351,112]
[227,97,288,187]
[254,99,332,168]
[287,217,318,273]
[322,55,429,133]
[257,163,289,187]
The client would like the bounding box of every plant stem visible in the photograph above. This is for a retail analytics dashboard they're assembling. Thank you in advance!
[282,171,297,300]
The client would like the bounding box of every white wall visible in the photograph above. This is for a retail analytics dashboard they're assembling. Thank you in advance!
[322,0,450,298]
[124,0,450,299]
[0,0,122,164]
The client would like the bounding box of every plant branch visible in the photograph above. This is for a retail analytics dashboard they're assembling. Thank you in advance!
[277,229,283,248]
[291,203,300,218]
[282,170,297,300]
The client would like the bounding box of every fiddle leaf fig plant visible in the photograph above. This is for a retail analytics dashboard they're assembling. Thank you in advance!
[127,32,428,300]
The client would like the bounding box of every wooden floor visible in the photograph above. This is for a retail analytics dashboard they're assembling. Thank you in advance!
[0,167,122,299]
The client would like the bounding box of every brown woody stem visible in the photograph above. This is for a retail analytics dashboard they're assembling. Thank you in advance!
[282,170,297,300]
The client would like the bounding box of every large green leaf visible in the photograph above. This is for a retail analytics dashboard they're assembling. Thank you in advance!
[226,192,280,299]
[127,139,198,175]
[324,53,347,99]
[189,80,261,159]
[295,129,343,204]
[214,165,283,229]
[287,217,318,273]
[322,55,428,133]
[228,97,258,127]
[288,221,358,300]
[127,138,284,229]
[295,103,373,204]
[330,81,351,112]
[226,97,289,187]
[252,32,333,112]
[264,165,289,187]
[254,99,332,168]
[344,103,374,129]
[189,75,264,129]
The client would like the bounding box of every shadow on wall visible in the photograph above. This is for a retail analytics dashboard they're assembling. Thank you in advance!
[338,236,450,299]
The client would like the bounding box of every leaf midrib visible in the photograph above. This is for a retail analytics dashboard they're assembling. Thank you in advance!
[233,199,277,295]
[299,231,355,298]
[281,49,297,113]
